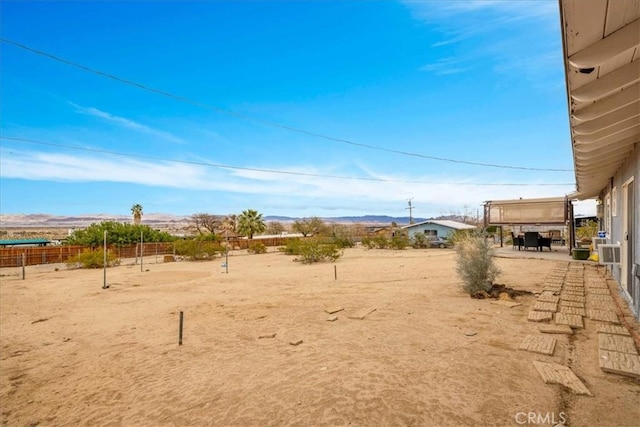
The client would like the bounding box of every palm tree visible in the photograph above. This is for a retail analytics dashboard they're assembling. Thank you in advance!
[131,204,143,225]
[236,209,266,239]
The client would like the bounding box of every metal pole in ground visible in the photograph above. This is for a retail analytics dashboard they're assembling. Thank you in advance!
[102,230,108,289]
[179,311,184,345]
[140,231,144,272]
[22,253,25,280]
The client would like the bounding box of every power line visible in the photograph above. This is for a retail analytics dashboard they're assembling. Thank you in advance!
[1,37,574,173]
[1,136,575,187]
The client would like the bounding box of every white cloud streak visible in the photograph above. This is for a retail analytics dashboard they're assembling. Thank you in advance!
[406,0,561,83]
[1,148,576,216]
[420,57,471,75]
[70,103,185,144]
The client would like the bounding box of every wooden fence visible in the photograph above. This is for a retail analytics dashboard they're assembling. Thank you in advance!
[0,237,297,268]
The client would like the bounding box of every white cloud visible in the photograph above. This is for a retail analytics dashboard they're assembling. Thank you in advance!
[404,0,561,84]
[0,147,576,218]
[420,57,471,75]
[70,103,185,144]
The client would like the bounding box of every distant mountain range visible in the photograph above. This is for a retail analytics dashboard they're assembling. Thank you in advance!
[0,213,430,228]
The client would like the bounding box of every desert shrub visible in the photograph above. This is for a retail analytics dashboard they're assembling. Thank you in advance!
[248,241,267,254]
[411,233,429,248]
[373,235,389,249]
[284,238,342,263]
[328,224,356,248]
[389,233,410,250]
[361,236,376,249]
[283,238,303,255]
[361,235,409,249]
[361,235,389,249]
[449,229,474,246]
[332,236,355,249]
[174,239,222,260]
[66,248,120,269]
[455,232,500,295]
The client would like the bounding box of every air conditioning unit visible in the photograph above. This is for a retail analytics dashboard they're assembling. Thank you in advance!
[598,244,621,265]
[592,237,608,250]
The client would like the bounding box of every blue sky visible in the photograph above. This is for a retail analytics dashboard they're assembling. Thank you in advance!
[0,1,595,219]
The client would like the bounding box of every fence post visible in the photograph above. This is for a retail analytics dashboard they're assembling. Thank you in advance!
[22,253,25,280]
[140,231,144,272]
[103,231,108,289]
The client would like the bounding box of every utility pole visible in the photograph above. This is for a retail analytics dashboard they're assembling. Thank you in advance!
[406,198,415,224]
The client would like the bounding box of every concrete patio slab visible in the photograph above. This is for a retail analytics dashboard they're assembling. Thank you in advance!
[588,301,617,311]
[598,334,638,355]
[533,301,558,312]
[533,361,592,396]
[596,324,631,336]
[560,300,585,308]
[528,311,553,322]
[519,334,556,355]
[555,312,584,328]
[559,306,587,317]
[587,309,619,324]
[599,350,640,379]
[587,288,611,295]
[538,292,560,303]
[539,324,573,335]
[560,294,586,303]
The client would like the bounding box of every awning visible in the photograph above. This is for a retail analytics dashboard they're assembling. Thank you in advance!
[484,197,569,225]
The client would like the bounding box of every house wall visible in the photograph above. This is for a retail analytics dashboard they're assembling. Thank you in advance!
[405,224,457,240]
[600,142,639,319]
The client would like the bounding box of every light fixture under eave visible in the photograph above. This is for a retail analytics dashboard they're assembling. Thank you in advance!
[571,60,640,102]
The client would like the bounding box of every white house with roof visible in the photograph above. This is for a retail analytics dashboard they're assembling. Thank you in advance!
[559,0,639,319]
[402,219,476,240]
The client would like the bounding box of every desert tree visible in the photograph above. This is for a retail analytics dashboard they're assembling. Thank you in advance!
[221,214,238,234]
[266,221,286,235]
[191,213,223,235]
[131,204,143,225]
[237,209,266,239]
[292,217,327,237]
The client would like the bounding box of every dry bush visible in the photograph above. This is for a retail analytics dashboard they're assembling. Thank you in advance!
[455,232,500,295]
[66,248,120,269]
[284,238,342,264]
[248,241,267,254]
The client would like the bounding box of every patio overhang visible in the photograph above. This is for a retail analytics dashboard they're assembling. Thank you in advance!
[559,0,640,199]
[483,197,570,226]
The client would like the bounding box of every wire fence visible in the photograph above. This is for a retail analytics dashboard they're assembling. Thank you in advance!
[0,237,295,268]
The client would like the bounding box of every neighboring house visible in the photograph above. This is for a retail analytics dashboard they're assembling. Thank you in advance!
[0,239,50,248]
[364,226,392,236]
[402,220,475,240]
[560,0,639,319]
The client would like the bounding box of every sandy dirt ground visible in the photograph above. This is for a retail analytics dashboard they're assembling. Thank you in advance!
[1,247,639,426]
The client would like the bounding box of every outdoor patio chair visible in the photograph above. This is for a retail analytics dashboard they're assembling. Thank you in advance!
[510,232,522,250]
[538,236,552,251]
[523,232,539,251]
